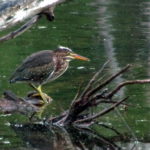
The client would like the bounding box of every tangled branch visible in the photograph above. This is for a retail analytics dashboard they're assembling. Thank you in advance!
[0,63,150,127]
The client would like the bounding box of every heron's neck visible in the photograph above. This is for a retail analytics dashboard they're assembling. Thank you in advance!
[54,56,69,72]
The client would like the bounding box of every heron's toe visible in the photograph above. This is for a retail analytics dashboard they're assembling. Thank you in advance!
[43,93,53,103]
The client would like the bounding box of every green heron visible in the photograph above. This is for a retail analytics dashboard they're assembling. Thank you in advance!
[10,46,89,105]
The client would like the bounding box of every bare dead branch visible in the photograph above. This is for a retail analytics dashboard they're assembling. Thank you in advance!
[95,100,131,108]
[70,81,85,106]
[86,64,131,97]
[75,97,128,124]
[0,15,40,43]
[97,123,123,137]
[106,79,150,99]
[80,60,109,99]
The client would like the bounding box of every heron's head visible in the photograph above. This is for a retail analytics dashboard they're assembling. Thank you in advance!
[55,46,90,62]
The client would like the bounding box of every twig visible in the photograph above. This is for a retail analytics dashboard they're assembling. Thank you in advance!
[86,64,131,97]
[80,60,109,99]
[75,97,128,124]
[74,126,121,149]
[94,100,129,107]
[70,81,85,106]
[98,123,123,137]
[106,79,150,99]
[3,90,21,101]
[0,15,40,42]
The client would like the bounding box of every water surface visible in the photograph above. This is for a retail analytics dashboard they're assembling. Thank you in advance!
[0,0,150,149]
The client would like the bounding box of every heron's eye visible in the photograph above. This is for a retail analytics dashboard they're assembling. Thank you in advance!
[66,52,71,56]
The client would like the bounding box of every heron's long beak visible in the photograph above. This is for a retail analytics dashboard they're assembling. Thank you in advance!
[70,53,90,61]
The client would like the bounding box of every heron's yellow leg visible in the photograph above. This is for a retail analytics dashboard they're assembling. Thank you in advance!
[36,85,50,119]
[37,85,48,104]
[29,84,48,103]
[29,84,51,119]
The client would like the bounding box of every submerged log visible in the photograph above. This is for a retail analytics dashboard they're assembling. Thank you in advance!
[0,63,150,127]
[0,90,41,117]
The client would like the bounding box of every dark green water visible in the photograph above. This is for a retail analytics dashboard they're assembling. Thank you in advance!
[0,0,150,149]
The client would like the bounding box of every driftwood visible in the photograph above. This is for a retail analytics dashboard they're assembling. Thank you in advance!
[0,0,65,42]
[0,63,150,127]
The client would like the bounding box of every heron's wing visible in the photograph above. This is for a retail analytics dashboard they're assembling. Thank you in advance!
[21,50,53,67]
[10,50,55,83]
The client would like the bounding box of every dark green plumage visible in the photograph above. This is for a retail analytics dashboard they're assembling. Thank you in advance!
[10,50,55,85]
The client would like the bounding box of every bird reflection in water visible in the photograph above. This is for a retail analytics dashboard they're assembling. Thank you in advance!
[12,123,122,150]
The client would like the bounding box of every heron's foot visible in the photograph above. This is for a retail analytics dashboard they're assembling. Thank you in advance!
[31,92,53,104]
[29,84,52,104]
[27,91,53,120]
[35,85,52,104]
